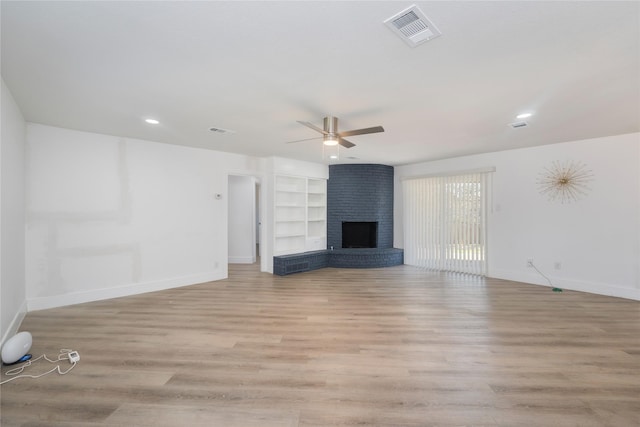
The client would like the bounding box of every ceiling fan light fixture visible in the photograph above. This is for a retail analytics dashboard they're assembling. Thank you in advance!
[323,136,339,146]
[323,142,340,162]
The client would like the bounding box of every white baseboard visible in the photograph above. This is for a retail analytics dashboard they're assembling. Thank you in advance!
[489,269,640,301]
[1,299,28,347]
[27,271,227,312]
[228,256,256,264]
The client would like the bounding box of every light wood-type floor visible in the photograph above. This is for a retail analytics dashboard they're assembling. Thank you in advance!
[1,263,639,426]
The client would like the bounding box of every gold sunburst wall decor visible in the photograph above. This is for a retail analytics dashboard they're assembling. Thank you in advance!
[537,160,594,203]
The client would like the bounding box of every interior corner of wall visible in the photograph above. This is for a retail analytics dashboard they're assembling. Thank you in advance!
[1,299,28,347]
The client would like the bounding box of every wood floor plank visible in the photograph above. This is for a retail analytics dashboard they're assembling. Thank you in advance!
[105,403,300,427]
[1,263,639,426]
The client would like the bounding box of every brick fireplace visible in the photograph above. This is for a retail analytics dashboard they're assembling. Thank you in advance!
[273,164,403,275]
[327,164,394,249]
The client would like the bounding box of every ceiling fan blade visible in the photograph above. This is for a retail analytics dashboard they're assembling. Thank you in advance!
[338,138,356,148]
[296,120,327,135]
[285,136,322,144]
[338,126,384,138]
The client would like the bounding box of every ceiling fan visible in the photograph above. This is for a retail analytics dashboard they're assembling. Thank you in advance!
[288,116,384,148]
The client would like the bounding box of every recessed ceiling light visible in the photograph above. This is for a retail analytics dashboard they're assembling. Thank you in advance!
[145,118,160,124]
[516,112,533,119]
[329,155,338,159]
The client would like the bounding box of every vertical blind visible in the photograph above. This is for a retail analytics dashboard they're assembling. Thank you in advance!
[402,171,490,275]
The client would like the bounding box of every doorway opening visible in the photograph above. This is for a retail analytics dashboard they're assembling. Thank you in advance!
[228,175,261,267]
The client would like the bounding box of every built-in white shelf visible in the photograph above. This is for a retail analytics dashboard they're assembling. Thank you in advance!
[274,175,327,255]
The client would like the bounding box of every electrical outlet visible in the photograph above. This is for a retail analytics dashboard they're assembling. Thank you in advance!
[526,258,534,267]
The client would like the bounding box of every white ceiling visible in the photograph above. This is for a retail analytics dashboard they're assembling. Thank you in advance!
[2,1,639,166]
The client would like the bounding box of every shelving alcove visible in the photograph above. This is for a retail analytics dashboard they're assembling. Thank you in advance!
[274,175,327,256]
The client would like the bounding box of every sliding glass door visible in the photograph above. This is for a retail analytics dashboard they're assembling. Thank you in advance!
[402,172,490,275]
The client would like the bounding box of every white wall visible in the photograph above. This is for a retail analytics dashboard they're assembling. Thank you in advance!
[25,124,263,310]
[1,78,27,343]
[228,175,256,263]
[19,121,636,316]
[395,133,640,300]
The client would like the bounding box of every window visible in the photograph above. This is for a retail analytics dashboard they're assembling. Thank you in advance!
[402,171,491,275]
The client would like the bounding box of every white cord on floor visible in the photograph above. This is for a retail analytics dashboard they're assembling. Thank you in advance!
[0,349,78,385]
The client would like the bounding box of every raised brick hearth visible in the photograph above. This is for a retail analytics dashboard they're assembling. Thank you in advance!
[273,248,404,275]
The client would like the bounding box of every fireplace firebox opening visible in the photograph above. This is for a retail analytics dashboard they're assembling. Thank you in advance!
[342,222,378,248]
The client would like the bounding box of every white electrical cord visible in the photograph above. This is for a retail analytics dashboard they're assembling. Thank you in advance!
[529,260,563,292]
[529,260,554,287]
[0,349,79,385]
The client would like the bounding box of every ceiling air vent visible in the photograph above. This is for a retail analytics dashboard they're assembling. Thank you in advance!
[384,5,442,47]
[509,121,529,129]
[209,127,236,135]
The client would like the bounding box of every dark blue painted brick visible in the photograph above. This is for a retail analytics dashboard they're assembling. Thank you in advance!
[273,248,404,275]
[328,164,394,249]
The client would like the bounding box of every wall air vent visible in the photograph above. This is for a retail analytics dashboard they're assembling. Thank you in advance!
[509,121,529,129]
[384,5,442,47]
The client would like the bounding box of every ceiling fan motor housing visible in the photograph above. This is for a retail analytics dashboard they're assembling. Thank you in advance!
[323,116,339,145]
[324,116,338,134]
